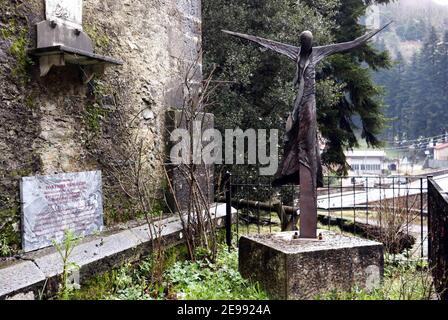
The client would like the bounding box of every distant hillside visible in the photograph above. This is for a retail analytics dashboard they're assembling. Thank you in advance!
[371,0,448,141]
[368,0,448,60]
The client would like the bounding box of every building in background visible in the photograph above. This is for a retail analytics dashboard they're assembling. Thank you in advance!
[434,143,448,161]
[425,142,448,169]
[346,150,386,175]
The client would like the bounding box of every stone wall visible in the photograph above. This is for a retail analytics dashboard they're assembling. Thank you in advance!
[0,0,202,255]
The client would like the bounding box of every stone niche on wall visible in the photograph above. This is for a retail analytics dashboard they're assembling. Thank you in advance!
[28,0,122,80]
[165,109,215,212]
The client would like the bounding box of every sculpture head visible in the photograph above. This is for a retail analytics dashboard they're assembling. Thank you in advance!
[299,31,313,53]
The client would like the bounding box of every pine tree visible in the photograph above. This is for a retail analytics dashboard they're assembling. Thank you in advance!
[375,51,405,141]
[375,24,448,140]
[318,0,392,172]
[436,30,448,134]
[413,27,441,138]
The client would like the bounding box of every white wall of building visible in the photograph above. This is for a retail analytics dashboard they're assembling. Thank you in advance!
[346,150,386,175]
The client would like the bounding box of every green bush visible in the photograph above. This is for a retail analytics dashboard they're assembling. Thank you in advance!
[70,243,436,301]
[71,244,268,300]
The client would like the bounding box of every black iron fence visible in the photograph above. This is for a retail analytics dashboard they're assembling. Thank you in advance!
[223,172,435,260]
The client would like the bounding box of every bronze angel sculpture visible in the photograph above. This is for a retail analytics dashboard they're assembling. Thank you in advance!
[223,22,391,238]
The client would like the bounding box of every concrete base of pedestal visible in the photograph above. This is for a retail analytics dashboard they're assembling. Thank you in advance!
[239,230,384,300]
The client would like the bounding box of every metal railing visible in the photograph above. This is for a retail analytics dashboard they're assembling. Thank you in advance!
[223,172,434,260]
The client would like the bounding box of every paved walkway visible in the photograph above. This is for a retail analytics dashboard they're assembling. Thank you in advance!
[329,214,429,258]
[318,174,448,210]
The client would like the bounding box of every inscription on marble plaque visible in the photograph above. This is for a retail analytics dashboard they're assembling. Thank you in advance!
[20,171,103,252]
[45,0,83,30]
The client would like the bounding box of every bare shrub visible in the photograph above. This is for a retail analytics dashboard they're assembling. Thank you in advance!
[162,54,219,261]
[83,77,168,289]
[373,193,421,256]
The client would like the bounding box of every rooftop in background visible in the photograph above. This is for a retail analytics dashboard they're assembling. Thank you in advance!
[345,150,386,158]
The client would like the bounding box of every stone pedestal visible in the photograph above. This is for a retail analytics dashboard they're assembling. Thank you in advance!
[239,231,384,300]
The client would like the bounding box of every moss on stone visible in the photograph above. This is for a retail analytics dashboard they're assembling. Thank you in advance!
[0,207,21,257]
[0,19,17,39]
[9,168,33,179]
[0,161,37,257]
[83,24,111,53]
[83,79,117,135]
[103,199,138,225]
[1,18,32,81]
[83,103,109,134]
[24,94,36,110]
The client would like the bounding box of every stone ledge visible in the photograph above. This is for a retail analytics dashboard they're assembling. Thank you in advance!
[0,203,234,300]
[0,261,46,299]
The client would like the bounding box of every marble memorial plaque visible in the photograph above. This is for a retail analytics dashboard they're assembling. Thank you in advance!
[45,0,83,30]
[20,171,103,252]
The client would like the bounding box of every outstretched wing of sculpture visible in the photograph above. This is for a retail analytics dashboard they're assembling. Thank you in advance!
[313,21,393,62]
[222,30,300,61]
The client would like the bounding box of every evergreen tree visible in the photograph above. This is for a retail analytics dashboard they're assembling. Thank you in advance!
[401,52,422,138]
[316,0,392,172]
[375,51,405,141]
[408,27,443,138]
[375,24,448,141]
[435,30,448,134]
[203,0,392,175]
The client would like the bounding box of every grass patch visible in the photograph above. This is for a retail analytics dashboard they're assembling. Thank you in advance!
[67,231,435,301]
[166,245,268,300]
[70,244,268,300]
[315,259,436,300]
[70,244,190,300]
[236,211,343,236]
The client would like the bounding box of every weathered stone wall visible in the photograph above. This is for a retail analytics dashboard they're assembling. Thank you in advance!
[0,0,202,255]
